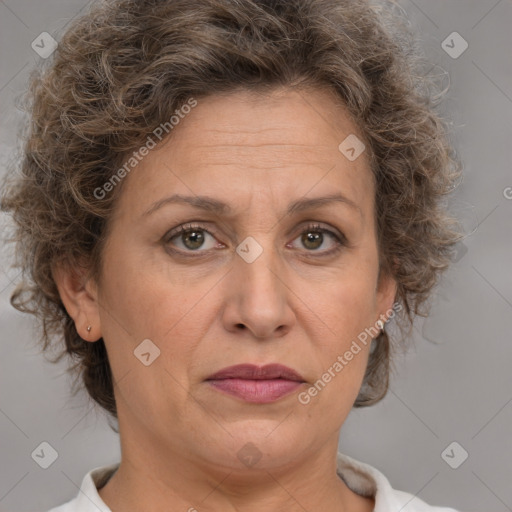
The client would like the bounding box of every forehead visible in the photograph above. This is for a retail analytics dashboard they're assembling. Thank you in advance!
[171,87,366,162]
[116,87,374,219]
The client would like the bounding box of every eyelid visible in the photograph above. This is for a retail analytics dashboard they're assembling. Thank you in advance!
[287,222,348,256]
[164,222,223,250]
[164,221,348,255]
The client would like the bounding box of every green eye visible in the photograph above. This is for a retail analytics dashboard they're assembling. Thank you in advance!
[164,222,346,257]
[166,224,218,252]
[289,223,346,256]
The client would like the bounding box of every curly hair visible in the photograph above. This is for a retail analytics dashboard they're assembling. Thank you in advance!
[0,0,463,423]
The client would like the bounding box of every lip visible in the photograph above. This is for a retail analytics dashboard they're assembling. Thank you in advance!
[207,363,305,381]
[206,364,306,403]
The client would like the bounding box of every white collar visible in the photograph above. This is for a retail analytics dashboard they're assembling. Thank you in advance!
[52,453,457,512]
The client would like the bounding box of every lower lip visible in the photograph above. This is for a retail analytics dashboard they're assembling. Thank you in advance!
[207,378,303,403]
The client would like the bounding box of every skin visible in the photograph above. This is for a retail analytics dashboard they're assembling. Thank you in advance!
[55,86,397,512]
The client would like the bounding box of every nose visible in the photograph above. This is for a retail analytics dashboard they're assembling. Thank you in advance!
[221,240,296,340]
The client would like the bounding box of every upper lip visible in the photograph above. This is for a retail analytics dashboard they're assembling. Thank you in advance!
[206,364,305,382]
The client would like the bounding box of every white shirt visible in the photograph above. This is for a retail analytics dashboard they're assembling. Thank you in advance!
[47,452,459,512]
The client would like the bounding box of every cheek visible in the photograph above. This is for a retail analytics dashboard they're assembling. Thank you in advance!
[309,264,379,340]
[298,291,373,417]
[297,268,378,408]
[98,225,379,407]
[99,238,198,336]
[98,246,218,387]
[97,259,208,423]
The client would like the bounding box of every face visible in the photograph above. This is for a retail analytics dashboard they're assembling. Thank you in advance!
[60,87,397,475]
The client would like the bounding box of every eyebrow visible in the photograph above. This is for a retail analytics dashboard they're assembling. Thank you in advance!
[142,192,362,218]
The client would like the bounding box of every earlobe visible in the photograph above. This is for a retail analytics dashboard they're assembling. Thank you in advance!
[52,262,102,341]
[376,269,398,320]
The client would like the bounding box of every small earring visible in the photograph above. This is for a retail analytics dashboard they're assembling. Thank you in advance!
[86,325,92,333]
[376,319,384,331]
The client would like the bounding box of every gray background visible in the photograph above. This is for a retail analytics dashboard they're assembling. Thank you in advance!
[1,1,511,511]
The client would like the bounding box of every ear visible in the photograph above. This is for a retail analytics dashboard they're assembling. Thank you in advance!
[52,261,102,342]
[375,267,398,322]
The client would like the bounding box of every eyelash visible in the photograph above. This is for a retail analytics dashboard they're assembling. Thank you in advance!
[164,222,347,258]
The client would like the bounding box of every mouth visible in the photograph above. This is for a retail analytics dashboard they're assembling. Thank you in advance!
[205,363,306,403]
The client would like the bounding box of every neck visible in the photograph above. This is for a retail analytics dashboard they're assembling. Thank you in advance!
[98,439,374,512]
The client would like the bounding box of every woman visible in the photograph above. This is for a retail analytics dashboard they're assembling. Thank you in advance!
[1,0,464,510]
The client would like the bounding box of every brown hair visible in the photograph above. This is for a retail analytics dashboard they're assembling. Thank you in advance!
[0,0,463,423]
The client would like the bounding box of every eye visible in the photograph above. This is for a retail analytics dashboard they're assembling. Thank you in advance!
[164,222,347,257]
[288,223,346,256]
[165,223,221,253]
